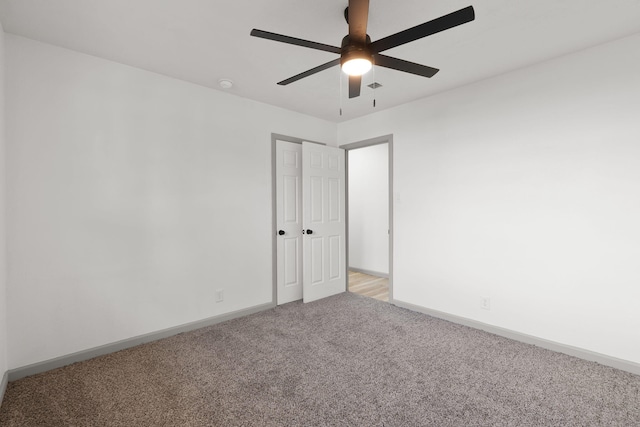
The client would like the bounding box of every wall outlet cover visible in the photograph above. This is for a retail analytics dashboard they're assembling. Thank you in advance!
[215,289,224,303]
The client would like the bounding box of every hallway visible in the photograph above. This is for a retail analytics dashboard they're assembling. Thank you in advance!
[348,271,389,302]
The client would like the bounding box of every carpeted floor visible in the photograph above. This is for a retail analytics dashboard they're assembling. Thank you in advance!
[1,293,639,426]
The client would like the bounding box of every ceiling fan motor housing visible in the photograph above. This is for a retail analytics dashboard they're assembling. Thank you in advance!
[340,35,372,67]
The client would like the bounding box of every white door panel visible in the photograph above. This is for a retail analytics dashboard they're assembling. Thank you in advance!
[302,142,346,303]
[276,140,303,304]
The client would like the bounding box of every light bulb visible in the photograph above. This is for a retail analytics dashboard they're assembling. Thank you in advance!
[341,58,372,76]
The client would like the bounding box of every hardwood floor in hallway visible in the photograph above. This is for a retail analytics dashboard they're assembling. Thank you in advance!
[348,271,389,302]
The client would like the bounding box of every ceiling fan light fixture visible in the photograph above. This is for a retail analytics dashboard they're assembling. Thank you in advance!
[251,3,476,98]
[341,57,372,76]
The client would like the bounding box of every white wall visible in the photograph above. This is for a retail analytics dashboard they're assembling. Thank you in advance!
[338,33,640,365]
[348,143,388,275]
[0,23,8,381]
[5,35,337,369]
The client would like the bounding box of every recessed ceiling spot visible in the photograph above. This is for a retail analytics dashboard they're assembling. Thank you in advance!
[218,79,233,89]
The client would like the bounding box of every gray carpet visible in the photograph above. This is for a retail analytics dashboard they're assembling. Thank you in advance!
[1,293,639,426]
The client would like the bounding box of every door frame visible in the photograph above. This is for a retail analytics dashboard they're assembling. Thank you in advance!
[340,135,394,303]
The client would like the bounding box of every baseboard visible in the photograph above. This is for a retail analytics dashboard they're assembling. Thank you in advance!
[8,302,275,382]
[392,300,640,377]
[348,267,389,279]
[0,370,8,409]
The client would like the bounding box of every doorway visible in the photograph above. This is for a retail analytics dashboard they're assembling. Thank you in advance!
[342,135,393,303]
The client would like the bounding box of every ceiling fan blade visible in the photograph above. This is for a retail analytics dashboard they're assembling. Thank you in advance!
[370,6,475,53]
[374,54,439,78]
[349,75,362,98]
[251,29,341,54]
[348,0,370,44]
[277,58,341,86]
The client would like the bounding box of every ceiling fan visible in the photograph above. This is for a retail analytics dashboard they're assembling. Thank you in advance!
[250,0,475,98]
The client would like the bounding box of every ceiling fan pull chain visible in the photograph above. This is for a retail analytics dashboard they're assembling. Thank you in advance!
[339,68,344,116]
[372,57,376,108]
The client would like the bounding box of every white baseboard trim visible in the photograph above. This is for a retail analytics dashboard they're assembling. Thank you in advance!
[348,267,389,279]
[8,302,275,382]
[0,370,8,409]
[392,300,640,377]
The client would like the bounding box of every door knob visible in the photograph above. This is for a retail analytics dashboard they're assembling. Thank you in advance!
[305,229,313,235]
[278,230,285,235]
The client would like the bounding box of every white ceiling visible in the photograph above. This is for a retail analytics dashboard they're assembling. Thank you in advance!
[1,0,640,122]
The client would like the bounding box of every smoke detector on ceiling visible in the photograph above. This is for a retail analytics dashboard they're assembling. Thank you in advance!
[218,79,233,89]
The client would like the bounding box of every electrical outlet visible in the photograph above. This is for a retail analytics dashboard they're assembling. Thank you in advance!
[215,289,224,303]
[481,297,491,310]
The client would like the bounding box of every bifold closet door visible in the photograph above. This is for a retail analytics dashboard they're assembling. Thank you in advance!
[301,142,346,303]
[275,140,346,304]
[275,141,304,305]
